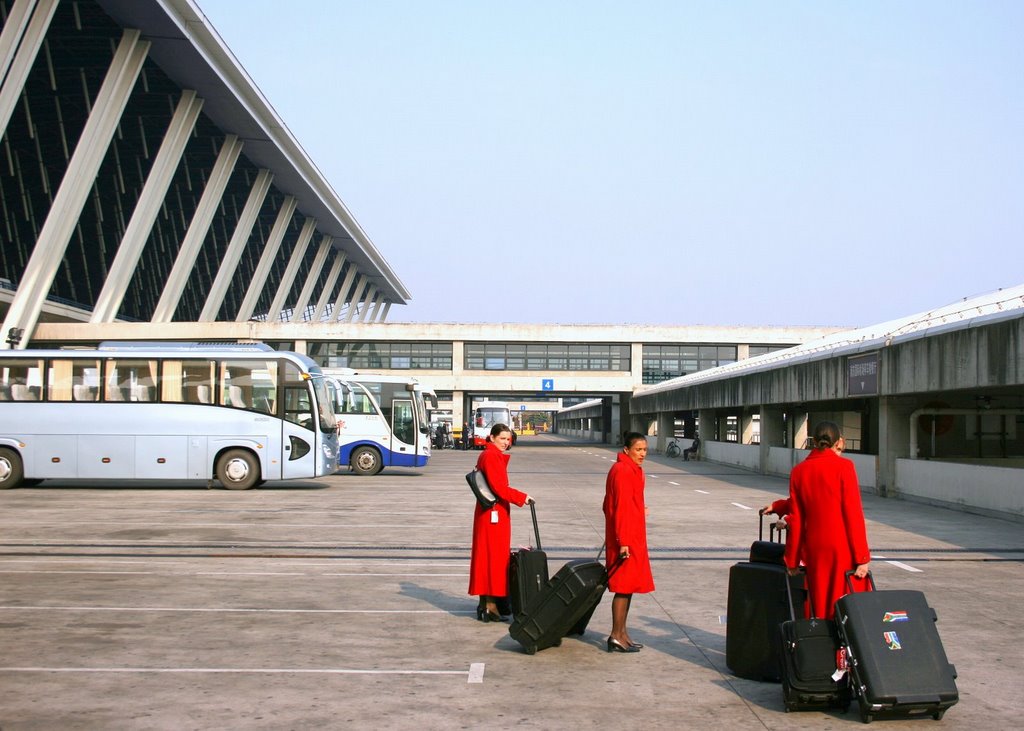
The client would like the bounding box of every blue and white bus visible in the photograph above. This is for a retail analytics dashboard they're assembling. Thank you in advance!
[323,370,433,476]
[0,343,339,490]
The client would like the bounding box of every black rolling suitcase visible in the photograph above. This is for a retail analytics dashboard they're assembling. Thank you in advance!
[777,574,851,712]
[726,511,802,681]
[506,502,549,619]
[509,557,610,655]
[835,572,958,724]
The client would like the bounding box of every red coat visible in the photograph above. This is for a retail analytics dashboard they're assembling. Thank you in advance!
[784,448,871,619]
[468,442,528,597]
[603,452,655,594]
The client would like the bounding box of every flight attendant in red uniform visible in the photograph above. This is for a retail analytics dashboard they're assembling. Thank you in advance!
[604,431,655,652]
[784,421,871,619]
[468,423,533,622]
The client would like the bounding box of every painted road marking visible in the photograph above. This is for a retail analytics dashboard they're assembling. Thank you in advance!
[0,665,486,683]
[0,606,477,615]
[668,481,680,486]
[694,489,710,494]
[732,503,752,510]
[873,555,923,573]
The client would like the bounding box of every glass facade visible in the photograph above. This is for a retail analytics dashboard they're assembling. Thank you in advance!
[464,343,630,371]
[641,345,737,384]
[309,342,453,370]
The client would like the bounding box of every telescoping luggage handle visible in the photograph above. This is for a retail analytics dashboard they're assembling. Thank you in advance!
[844,569,877,593]
[596,541,627,579]
[784,568,819,621]
[528,501,542,551]
[758,507,786,542]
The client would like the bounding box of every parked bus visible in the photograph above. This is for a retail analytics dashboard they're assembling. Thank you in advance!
[471,401,517,447]
[0,343,339,490]
[323,369,434,475]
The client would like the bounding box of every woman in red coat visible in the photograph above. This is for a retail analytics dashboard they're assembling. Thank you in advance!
[783,421,871,619]
[468,423,533,622]
[604,432,655,652]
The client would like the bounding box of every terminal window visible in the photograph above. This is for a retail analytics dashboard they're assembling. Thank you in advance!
[642,345,737,384]
[310,342,453,370]
[465,343,630,371]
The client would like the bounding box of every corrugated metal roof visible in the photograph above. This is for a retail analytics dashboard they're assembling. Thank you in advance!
[637,284,1024,395]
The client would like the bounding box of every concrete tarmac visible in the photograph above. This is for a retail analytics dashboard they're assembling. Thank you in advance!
[0,434,1021,730]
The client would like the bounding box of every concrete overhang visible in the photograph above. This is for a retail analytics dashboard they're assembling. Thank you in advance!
[94,0,410,307]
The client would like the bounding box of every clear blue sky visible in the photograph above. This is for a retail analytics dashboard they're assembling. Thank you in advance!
[197,0,1023,327]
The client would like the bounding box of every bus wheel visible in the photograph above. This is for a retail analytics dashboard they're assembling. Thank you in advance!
[216,449,261,490]
[0,448,24,489]
[350,446,382,476]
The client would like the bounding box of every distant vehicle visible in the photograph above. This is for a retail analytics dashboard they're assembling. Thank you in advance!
[471,401,517,448]
[323,370,434,475]
[0,343,339,490]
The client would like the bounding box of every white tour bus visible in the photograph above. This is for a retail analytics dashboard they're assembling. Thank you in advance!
[471,401,517,447]
[0,343,339,490]
[323,369,434,475]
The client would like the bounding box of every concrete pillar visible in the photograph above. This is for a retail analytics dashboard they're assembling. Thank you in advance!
[312,251,346,322]
[91,90,204,323]
[698,409,715,441]
[369,297,384,322]
[379,302,392,322]
[656,412,674,454]
[199,168,273,322]
[236,195,297,321]
[267,217,316,322]
[335,270,361,322]
[152,134,243,323]
[741,408,756,445]
[0,0,59,139]
[357,287,377,323]
[2,29,150,347]
[294,235,332,321]
[609,394,622,446]
[759,406,784,473]
[343,276,368,322]
[877,396,913,498]
[793,411,809,450]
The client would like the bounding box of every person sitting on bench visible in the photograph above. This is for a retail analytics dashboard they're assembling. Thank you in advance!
[683,434,701,461]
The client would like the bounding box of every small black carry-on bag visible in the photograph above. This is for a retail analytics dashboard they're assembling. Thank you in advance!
[506,502,549,619]
[726,510,802,681]
[835,571,958,724]
[777,573,851,712]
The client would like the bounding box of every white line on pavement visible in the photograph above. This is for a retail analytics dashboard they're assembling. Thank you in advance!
[0,606,474,614]
[732,503,753,510]
[0,666,484,682]
[694,489,710,494]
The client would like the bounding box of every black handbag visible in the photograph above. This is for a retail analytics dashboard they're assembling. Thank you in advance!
[466,468,498,509]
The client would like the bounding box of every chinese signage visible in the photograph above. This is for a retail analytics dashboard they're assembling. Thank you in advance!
[847,352,879,396]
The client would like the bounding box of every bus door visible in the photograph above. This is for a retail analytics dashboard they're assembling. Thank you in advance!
[280,371,318,480]
[390,397,418,465]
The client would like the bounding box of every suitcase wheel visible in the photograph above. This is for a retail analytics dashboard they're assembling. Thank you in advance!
[525,645,537,656]
[553,639,562,647]
[860,709,873,724]
[932,710,946,721]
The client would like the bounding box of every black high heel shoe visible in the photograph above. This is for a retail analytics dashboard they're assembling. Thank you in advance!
[482,610,502,623]
[607,637,640,653]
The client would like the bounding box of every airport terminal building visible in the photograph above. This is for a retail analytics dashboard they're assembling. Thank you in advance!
[1,0,1021,522]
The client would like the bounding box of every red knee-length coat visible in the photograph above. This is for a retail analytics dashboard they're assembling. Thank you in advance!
[603,452,655,594]
[467,442,528,597]
[784,448,871,619]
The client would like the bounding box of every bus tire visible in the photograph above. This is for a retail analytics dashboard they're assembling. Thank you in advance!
[0,447,24,489]
[350,446,382,476]
[216,449,261,490]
